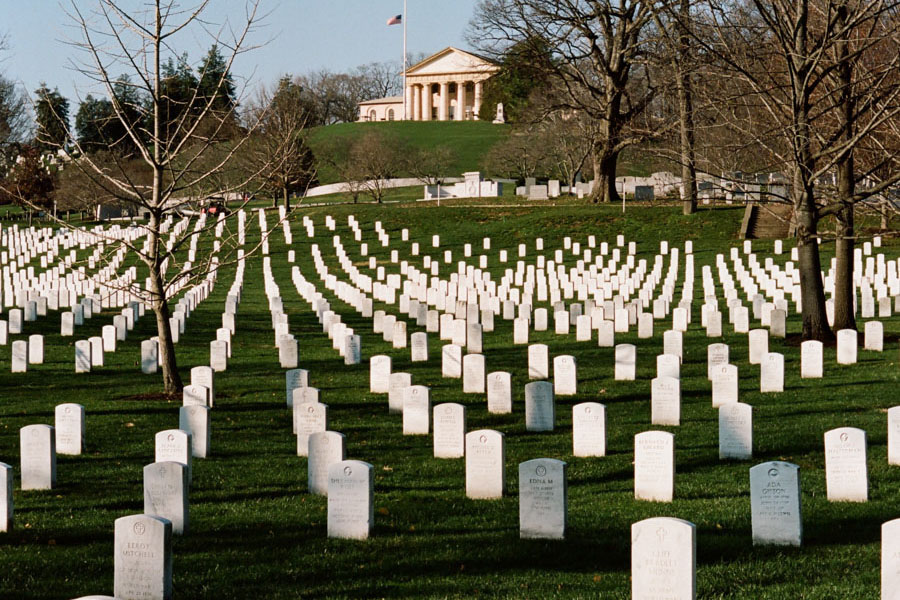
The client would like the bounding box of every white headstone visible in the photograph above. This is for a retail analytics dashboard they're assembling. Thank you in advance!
[411,332,429,362]
[388,372,412,414]
[487,371,512,414]
[0,463,11,532]
[141,339,159,374]
[519,458,567,540]
[882,518,900,598]
[719,403,752,460]
[631,517,696,600]
[528,344,549,379]
[155,429,192,485]
[865,320,884,351]
[824,427,868,502]
[525,381,555,432]
[179,405,210,458]
[55,403,85,455]
[402,385,431,435]
[433,403,465,459]
[750,461,802,546]
[143,461,189,535]
[651,377,681,426]
[114,514,172,600]
[442,344,463,378]
[191,366,216,407]
[369,355,391,393]
[760,352,784,393]
[463,354,486,393]
[748,329,769,365]
[327,460,374,540]
[20,424,56,490]
[572,402,606,457]
[800,340,823,378]
[889,406,900,466]
[837,329,858,364]
[634,431,674,502]
[308,431,346,496]
[712,364,738,406]
[553,355,577,396]
[465,429,505,499]
[615,344,636,381]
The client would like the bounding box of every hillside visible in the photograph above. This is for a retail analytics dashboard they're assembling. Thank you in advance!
[307,120,512,184]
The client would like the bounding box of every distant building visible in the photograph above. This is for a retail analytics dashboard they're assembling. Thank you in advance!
[358,96,404,123]
[358,47,500,122]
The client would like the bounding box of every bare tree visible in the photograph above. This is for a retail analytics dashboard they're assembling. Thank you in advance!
[243,76,317,209]
[694,0,900,340]
[470,0,665,204]
[0,1,274,394]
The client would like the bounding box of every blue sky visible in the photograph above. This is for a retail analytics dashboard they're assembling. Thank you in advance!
[0,0,481,106]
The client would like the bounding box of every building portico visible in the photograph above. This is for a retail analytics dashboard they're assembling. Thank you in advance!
[358,47,499,123]
[403,47,498,122]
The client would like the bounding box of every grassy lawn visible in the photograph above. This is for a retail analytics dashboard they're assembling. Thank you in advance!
[0,203,898,598]
[307,121,512,185]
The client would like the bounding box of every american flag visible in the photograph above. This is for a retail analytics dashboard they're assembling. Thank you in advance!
[387,14,402,26]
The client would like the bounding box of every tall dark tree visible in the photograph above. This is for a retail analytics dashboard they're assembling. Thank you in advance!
[0,145,54,208]
[157,54,198,142]
[76,78,146,155]
[197,45,236,112]
[477,36,553,123]
[34,84,70,153]
[0,74,28,172]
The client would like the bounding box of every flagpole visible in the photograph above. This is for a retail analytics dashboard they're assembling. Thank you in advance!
[402,0,408,121]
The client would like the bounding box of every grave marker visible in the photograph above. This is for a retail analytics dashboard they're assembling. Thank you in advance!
[143,461,189,535]
[327,460,374,540]
[433,403,465,459]
[572,403,606,457]
[749,461,802,546]
[519,458,567,540]
[824,427,868,502]
[20,424,56,490]
[634,431,674,502]
[631,517,695,600]
[114,514,172,600]
[465,429,505,499]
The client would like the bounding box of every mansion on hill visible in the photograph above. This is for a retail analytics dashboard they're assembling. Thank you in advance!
[358,47,500,122]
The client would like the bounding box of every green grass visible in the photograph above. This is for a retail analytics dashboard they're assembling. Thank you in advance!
[1,204,899,598]
[307,121,512,185]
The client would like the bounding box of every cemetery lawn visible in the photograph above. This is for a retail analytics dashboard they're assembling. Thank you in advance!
[307,120,512,184]
[2,203,899,599]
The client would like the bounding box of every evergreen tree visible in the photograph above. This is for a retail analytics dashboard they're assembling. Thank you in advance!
[34,83,70,153]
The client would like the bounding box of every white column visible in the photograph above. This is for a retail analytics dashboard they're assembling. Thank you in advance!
[456,81,466,121]
[474,81,484,121]
[422,83,432,121]
[439,82,449,121]
[413,85,422,121]
[405,85,414,121]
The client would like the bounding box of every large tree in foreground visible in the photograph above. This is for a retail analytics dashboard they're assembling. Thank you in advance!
[470,0,662,203]
[23,0,268,394]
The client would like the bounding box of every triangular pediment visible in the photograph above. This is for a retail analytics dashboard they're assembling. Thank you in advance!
[406,47,499,77]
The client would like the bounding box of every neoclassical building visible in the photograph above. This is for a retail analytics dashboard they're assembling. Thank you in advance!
[358,47,500,122]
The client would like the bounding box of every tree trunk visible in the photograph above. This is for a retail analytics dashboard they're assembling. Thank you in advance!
[282,186,290,210]
[795,194,834,341]
[833,204,856,331]
[151,272,183,395]
[831,0,856,333]
[147,211,183,395]
[677,0,697,215]
[591,141,620,204]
